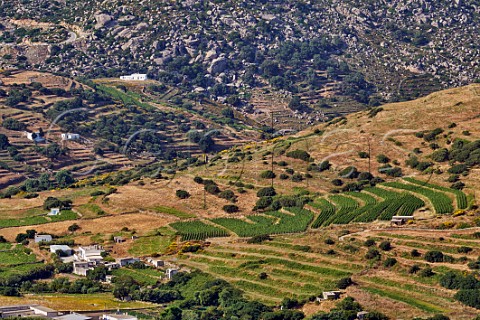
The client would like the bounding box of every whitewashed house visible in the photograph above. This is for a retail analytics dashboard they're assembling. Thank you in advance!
[34,234,52,243]
[50,245,73,256]
[147,258,164,268]
[54,313,92,320]
[75,245,104,264]
[116,257,140,267]
[25,132,45,143]
[0,305,59,318]
[102,314,137,320]
[120,73,148,81]
[166,268,178,280]
[48,208,60,216]
[61,133,80,141]
[72,261,92,276]
[321,291,341,300]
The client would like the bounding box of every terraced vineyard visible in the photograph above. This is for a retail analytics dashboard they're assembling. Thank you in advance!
[175,239,360,304]
[170,221,229,241]
[403,177,469,210]
[382,181,454,214]
[324,195,360,225]
[211,208,314,237]
[172,228,480,318]
[310,199,336,228]
[168,179,468,242]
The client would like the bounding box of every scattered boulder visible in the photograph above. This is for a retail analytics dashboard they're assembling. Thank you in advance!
[208,57,228,74]
[94,13,114,29]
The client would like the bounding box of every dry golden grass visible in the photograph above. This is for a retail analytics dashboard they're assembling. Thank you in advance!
[0,70,79,90]
[0,213,174,242]
[0,293,152,311]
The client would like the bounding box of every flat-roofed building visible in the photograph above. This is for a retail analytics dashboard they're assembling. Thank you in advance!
[35,234,53,243]
[54,313,92,320]
[102,313,138,320]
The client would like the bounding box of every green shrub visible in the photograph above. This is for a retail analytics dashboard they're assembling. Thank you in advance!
[332,179,343,186]
[409,264,421,274]
[319,161,331,171]
[365,248,380,260]
[411,249,421,257]
[358,151,369,158]
[247,234,272,244]
[383,257,397,267]
[255,197,272,210]
[324,238,335,245]
[431,148,449,162]
[419,267,435,277]
[339,166,359,178]
[205,184,220,194]
[457,246,472,254]
[337,277,353,289]
[260,170,276,179]
[286,149,312,162]
[257,187,276,197]
[425,251,444,263]
[291,173,304,182]
[376,154,390,163]
[379,241,392,251]
[223,205,239,213]
[219,190,236,202]
[176,190,190,199]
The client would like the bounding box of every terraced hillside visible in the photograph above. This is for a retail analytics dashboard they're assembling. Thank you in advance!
[0,71,260,190]
[173,227,480,319]
[169,178,468,241]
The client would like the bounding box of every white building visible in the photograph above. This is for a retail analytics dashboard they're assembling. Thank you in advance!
[25,132,45,143]
[166,268,178,280]
[75,245,104,264]
[72,261,92,276]
[105,262,120,271]
[0,305,58,318]
[34,234,52,243]
[321,291,341,300]
[102,314,137,320]
[50,245,73,256]
[120,73,148,81]
[47,208,60,216]
[61,133,80,141]
[147,258,164,268]
[116,257,140,267]
[54,313,92,320]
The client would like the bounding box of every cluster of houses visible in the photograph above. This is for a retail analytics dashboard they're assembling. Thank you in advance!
[119,73,148,81]
[24,131,81,143]
[34,234,178,281]
[0,305,137,320]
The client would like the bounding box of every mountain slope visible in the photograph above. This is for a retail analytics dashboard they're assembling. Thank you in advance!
[1,0,479,115]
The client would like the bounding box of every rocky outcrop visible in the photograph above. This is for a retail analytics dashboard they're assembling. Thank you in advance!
[94,13,113,29]
[208,57,228,74]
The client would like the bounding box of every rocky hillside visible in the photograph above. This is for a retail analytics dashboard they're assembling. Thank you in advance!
[1,0,479,118]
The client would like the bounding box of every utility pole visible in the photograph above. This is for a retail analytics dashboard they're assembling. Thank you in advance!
[306,133,310,188]
[270,111,277,188]
[367,138,372,175]
[203,188,207,210]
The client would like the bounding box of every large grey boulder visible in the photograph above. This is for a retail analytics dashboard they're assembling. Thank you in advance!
[94,13,113,29]
[208,57,228,74]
